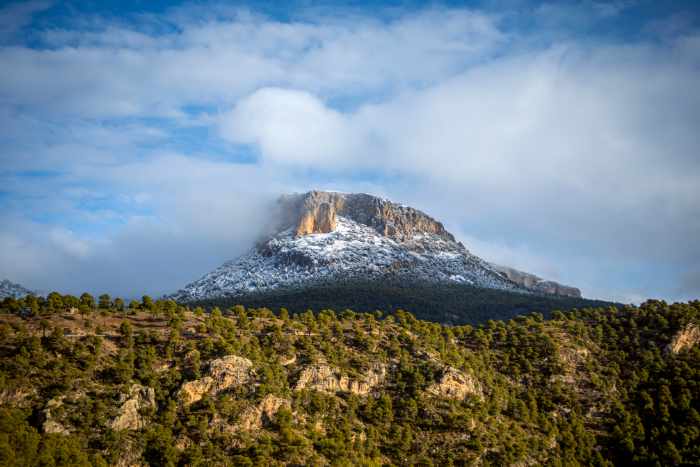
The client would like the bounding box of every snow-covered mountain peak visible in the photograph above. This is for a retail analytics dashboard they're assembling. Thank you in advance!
[167,191,525,302]
[166,190,582,303]
[0,278,35,300]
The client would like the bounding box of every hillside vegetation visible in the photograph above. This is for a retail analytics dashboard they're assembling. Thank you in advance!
[184,280,617,326]
[0,293,699,467]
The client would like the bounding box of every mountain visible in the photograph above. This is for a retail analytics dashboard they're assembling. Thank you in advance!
[0,277,35,300]
[169,190,579,305]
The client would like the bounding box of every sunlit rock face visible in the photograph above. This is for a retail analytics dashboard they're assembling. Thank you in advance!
[292,362,389,395]
[175,355,257,405]
[666,323,700,356]
[282,190,455,240]
[426,367,484,402]
[167,190,580,302]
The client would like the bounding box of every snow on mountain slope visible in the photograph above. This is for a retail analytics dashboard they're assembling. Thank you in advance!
[0,278,35,300]
[167,191,527,302]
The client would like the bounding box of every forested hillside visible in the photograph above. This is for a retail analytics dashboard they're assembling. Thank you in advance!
[184,280,617,326]
[0,293,699,466]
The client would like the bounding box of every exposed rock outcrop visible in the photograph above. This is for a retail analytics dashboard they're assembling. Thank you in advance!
[235,394,291,430]
[176,355,257,405]
[489,263,581,298]
[426,367,483,401]
[666,323,700,356]
[559,346,590,365]
[281,190,454,240]
[293,363,388,395]
[115,440,147,467]
[36,399,69,435]
[280,354,297,366]
[106,384,157,431]
[294,203,336,238]
[0,387,35,406]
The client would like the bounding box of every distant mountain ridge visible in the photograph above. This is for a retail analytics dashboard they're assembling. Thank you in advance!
[168,190,581,303]
[489,263,581,298]
[0,278,35,300]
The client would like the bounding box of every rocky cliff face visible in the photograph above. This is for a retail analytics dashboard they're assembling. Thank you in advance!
[666,323,700,356]
[168,190,581,302]
[294,202,336,238]
[293,362,389,395]
[281,190,454,240]
[489,264,582,298]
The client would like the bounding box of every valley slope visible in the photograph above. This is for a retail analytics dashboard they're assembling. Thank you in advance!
[1,296,699,467]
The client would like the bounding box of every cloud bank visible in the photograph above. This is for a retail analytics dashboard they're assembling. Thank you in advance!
[0,1,699,303]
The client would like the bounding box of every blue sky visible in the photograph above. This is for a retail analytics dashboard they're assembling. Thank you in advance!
[0,0,699,303]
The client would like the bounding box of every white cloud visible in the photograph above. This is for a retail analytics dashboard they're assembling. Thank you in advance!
[220,88,355,166]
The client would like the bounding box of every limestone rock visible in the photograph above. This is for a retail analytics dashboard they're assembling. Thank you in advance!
[37,407,69,435]
[559,346,590,365]
[0,387,35,406]
[489,263,582,298]
[293,365,343,392]
[426,367,483,401]
[282,190,454,240]
[234,394,291,430]
[666,323,700,356]
[294,203,336,238]
[549,374,576,385]
[106,384,157,431]
[115,440,147,467]
[293,363,387,395]
[176,355,256,405]
[280,354,297,366]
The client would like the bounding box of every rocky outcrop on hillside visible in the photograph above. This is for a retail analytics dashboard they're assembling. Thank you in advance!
[235,394,291,430]
[37,399,70,435]
[0,278,35,300]
[559,346,590,365]
[489,264,582,298]
[106,384,157,431]
[426,367,483,401]
[176,355,257,405]
[666,323,700,356]
[293,362,388,395]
